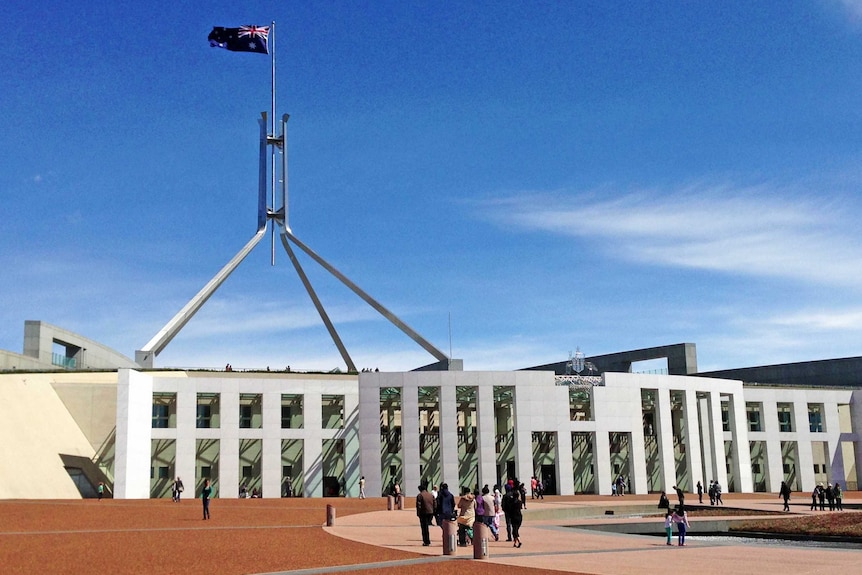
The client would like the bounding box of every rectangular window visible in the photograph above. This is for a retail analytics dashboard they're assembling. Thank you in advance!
[777,403,793,432]
[721,405,730,432]
[196,393,220,429]
[240,405,253,429]
[746,403,762,432]
[322,394,345,429]
[158,466,170,479]
[808,404,824,433]
[152,393,176,428]
[152,404,169,428]
[282,394,304,428]
[197,404,212,429]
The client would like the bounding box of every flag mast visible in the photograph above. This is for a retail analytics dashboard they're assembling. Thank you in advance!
[270,20,277,265]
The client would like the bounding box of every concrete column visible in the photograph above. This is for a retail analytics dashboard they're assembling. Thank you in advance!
[439,384,460,489]
[698,396,715,484]
[342,391,361,498]
[114,369,153,499]
[707,391,728,489]
[476,384,496,488]
[683,389,705,492]
[262,390,282,499]
[727,391,753,492]
[655,389,677,491]
[402,381,421,494]
[556,427,575,496]
[358,376,384,499]
[594,431,612,495]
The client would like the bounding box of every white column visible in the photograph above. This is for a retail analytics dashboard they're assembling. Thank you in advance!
[439,383,460,489]
[683,389,705,492]
[476,383,496,488]
[728,391,753,492]
[358,376,384,498]
[698,395,715,484]
[341,391,361,497]
[594,431,612,495]
[303,391,323,497]
[262,389,282,498]
[824,401,845,486]
[114,369,153,499]
[655,389,676,491]
[175,385,197,497]
[708,391,729,489]
[556,428,575,496]
[401,381,421,495]
[793,397,815,492]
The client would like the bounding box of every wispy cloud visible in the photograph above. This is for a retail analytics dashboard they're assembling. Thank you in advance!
[483,184,862,287]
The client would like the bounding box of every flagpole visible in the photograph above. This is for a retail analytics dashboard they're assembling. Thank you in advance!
[270,20,277,265]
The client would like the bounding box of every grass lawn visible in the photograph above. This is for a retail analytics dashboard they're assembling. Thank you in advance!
[732,513,862,537]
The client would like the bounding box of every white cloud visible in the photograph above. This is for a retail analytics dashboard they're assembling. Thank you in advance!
[484,184,862,287]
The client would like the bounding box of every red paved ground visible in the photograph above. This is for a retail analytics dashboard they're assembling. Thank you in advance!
[0,497,574,575]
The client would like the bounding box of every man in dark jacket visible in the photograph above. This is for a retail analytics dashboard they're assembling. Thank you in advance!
[416,483,435,546]
[501,486,515,541]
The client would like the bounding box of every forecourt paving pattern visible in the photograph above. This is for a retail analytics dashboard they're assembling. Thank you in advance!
[1,495,860,575]
[326,494,862,575]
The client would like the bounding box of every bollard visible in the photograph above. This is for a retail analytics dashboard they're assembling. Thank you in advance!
[442,519,457,555]
[326,504,336,526]
[472,520,489,560]
[387,495,394,511]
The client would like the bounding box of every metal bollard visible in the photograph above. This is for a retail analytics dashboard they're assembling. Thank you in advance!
[442,519,457,555]
[326,504,336,526]
[387,495,394,510]
[472,521,489,560]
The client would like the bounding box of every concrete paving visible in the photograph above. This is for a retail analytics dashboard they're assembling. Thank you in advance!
[325,495,862,574]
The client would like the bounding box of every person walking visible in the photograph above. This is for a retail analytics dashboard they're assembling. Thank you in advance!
[416,483,435,546]
[779,480,791,512]
[713,481,723,505]
[501,485,514,541]
[696,481,703,504]
[835,483,844,511]
[817,483,826,511]
[480,485,498,541]
[455,486,475,546]
[359,476,366,499]
[174,477,184,502]
[825,484,835,511]
[201,479,212,520]
[810,484,820,510]
[97,482,104,501]
[504,485,523,548]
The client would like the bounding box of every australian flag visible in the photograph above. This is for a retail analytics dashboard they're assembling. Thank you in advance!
[208,25,269,54]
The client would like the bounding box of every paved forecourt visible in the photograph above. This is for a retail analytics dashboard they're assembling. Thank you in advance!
[325,494,862,575]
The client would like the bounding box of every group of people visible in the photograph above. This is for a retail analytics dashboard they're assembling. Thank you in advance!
[530,476,545,499]
[611,475,628,496]
[238,484,261,498]
[415,479,528,550]
[810,482,844,511]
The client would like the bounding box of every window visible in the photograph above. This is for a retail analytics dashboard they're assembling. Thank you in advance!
[808,404,824,433]
[158,466,170,479]
[240,405,253,429]
[746,403,762,432]
[196,393,219,429]
[721,405,730,432]
[242,465,253,478]
[751,463,761,474]
[282,394,304,428]
[152,393,176,428]
[777,403,793,432]
[322,394,345,429]
[239,394,262,429]
[152,403,169,428]
[197,404,212,429]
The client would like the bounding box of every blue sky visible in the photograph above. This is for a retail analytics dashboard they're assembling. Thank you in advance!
[2,1,862,372]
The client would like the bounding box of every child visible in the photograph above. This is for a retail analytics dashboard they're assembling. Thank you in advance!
[663,510,673,545]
